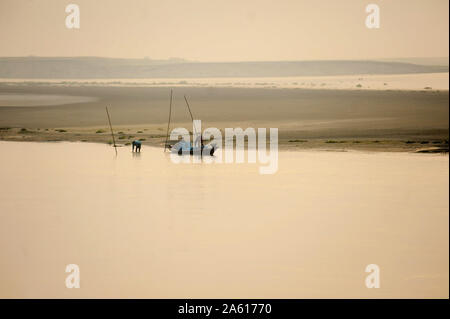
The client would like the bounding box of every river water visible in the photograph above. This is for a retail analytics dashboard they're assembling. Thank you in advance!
[0,141,448,298]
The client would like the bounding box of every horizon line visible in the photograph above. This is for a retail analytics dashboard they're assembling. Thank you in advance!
[0,56,448,64]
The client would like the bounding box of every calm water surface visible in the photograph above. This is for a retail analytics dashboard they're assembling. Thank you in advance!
[0,141,448,298]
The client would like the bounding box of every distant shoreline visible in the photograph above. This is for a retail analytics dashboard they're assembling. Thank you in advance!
[1,57,447,79]
[0,130,448,154]
[0,83,448,153]
[0,72,448,92]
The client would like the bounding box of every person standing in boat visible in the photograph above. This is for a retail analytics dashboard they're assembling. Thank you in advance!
[132,140,141,152]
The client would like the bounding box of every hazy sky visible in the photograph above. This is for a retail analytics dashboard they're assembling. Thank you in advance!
[0,0,448,61]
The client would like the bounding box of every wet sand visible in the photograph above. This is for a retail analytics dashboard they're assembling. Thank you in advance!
[0,141,448,298]
[0,84,448,152]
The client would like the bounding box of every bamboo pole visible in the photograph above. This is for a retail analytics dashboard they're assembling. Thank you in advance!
[164,89,173,152]
[183,95,195,122]
[105,106,117,156]
[184,95,203,156]
[184,95,197,135]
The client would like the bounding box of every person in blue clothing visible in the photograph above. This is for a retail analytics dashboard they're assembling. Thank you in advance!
[132,140,141,152]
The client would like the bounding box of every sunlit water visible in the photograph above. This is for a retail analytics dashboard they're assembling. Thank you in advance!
[0,141,448,298]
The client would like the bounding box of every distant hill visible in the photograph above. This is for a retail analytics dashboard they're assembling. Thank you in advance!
[0,57,447,79]
[380,57,449,67]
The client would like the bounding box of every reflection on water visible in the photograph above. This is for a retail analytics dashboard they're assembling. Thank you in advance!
[0,141,448,298]
[132,151,141,159]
